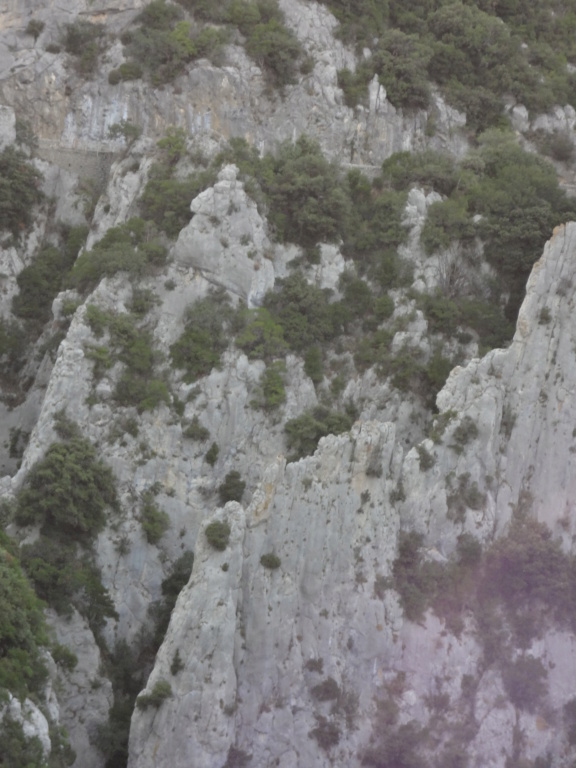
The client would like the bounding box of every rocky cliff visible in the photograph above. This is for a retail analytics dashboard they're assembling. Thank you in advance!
[127,223,576,768]
[2,1,576,767]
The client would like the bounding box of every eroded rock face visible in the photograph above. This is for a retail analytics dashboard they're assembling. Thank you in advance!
[3,0,576,766]
[128,223,576,767]
[174,165,274,306]
[48,610,113,768]
[0,0,466,167]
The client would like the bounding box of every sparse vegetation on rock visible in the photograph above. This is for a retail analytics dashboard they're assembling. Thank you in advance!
[205,520,231,550]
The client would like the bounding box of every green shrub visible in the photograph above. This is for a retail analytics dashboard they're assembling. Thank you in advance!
[15,436,118,541]
[108,61,143,84]
[63,20,104,56]
[458,298,514,351]
[170,327,221,381]
[140,494,170,544]
[502,655,548,712]
[183,415,210,441]
[374,294,395,321]
[19,537,78,616]
[420,198,475,255]
[147,551,195,649]
[123,1,228,86]
[389,345,426,393]
[219,138,406,271]
[343,170,408,270]
[13,226,88,324]
[416,290,513,354]
[382,150,459,197]
[326,0,576,133]
[52,642,78,671]
[0,146,44,237]
[205,442,219,465]
[284,405,355,461]
[170,289,238,381]
[114,375,170,413]
[245,19,302,88]
[140,163,218,238]
[485,516,570,623]
[456,533,482,568]
[0,716,47,768]
[447,473,486,522]
[362,720,427,768]
[136,679,172,709]
[63,20,106,76]
[235,307,287,361]
[420,293,460,335]
[546,131,575,162]
[339,273,373,321]
[416,444,435,471]
[264,273,336,352]
[205,520,231,550]
[0,317,27,377]
[0,547,48,700]
[391,531,453,623]
[108,69,122,85]
[372,29,431,110]
[218,471,246,505]
[262,136,349,247]
[354,328,392,374]
[222,746,252,768]
[170,649,185,675]
[260,360,286,410]
[108,120,142,144]
[20,535,118,636]
[25,19,45,40]
[129,288,158,317]
[309,716,340,751]
[68,218,166,291]
[84,304,168,412]
[337,66,371,107]
[423,351,453,400]
[450,416,479,453]
[538,307,552,325]
[304,346,323,385]
[311,677,340,701]
[471,130,576,319]
[260,553,281,569]
[158,126,188,165]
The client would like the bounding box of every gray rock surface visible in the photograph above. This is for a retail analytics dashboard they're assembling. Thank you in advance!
[128,223,576,767]
[0,0,467,168]
[3,1,576,766]
[174,165,274,306]
[0,104,15,149]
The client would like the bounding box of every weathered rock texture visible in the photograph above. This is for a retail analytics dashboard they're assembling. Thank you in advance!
[2,1,576,766]
[0,0,467,169]
[128,223,576,768]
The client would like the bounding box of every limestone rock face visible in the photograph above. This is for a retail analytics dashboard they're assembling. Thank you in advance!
[48,610,113,768]
[127,224,576,767]
[3,0,576,766]
[0,0,465,168]
[174,165,274,306]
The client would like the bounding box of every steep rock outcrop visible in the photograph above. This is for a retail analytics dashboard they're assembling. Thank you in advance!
[174,164,274,306]
[128,224,576,767]
[0,0,466,167]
